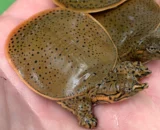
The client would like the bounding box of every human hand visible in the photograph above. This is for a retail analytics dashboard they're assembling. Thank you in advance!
[0,0,160,130]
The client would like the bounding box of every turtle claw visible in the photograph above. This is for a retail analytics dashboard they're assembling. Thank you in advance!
[79,116,97,129]
[132,61,152,78]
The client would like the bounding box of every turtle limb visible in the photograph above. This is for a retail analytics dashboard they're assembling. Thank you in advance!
[57,96,97,129]
[114,61,151,78]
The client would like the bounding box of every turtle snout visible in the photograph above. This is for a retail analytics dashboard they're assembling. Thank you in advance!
[132,83,148,92]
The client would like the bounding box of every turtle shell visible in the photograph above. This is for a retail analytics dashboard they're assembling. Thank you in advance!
[93,0,160,62]
[5,9,117,100]
[52,0,127,13]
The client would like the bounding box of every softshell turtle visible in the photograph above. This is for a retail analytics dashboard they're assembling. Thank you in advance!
[5,9,151,128]
[93,0,160,63]
[52,0,127,13]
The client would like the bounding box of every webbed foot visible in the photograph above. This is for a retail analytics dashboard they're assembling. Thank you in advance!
[79,113,97,129]
[58,96,97,129]
[132,61,151,77]
[114,61,151,78]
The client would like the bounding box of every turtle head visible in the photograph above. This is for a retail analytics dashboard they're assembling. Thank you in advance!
[93,61,150,103]
[135,37,160,63]
[112,61,150,102]
[106,71,149,103]
[145,38,160,61]
[113,82,148,102]
[94,72,148,103]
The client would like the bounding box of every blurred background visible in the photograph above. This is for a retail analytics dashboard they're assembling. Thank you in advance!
[0,0,15,14]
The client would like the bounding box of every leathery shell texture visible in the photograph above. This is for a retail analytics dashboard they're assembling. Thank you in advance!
[6,9,117,100]
[53,0,127,13]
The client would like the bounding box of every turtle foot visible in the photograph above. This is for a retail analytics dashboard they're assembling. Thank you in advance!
[114,61,152,78]
[58,96,96,129]
[79,114,97,129]
[132,61,152,78]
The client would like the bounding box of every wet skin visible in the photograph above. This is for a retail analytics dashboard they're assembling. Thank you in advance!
[0,0,160,130]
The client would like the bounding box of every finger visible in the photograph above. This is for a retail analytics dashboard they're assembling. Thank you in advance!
[144,60,160,97]
[155,0,160,5]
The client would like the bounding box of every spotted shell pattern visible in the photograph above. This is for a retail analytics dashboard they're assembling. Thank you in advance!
[53,0,127,13]
[93,0,160,59]
[6,9,117,100]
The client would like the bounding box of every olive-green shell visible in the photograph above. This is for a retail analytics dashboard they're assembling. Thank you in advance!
[6,9,117,100]
[93,0,160,62]
[52,0,127,13]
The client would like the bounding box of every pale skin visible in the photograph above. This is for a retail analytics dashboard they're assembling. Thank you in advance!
[0,0,160,130]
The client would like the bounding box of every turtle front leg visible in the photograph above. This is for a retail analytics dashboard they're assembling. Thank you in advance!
[57,96,97,129]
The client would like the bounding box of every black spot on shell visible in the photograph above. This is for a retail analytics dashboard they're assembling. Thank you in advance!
[55,0,125,13]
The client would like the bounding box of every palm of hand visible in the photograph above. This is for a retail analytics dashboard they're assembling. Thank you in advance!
[0,0,160,130]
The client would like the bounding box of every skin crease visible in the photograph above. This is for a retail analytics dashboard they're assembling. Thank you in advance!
[0,0,160,130]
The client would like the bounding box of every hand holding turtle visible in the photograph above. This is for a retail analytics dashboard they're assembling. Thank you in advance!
[0,0,160,130]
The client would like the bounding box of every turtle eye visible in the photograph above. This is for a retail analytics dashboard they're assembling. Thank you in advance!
[146,46,157,53]
[124,87,132,93]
